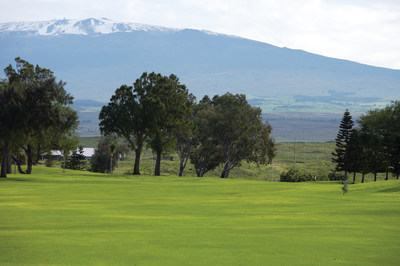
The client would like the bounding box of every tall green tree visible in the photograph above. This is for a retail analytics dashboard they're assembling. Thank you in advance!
[357,101,400,180]
[358,108,390,180]
[190,97,224,177]
[347,129,362,183]
[145,74,195,176]
[0,80,24,177]
[100,73,194,176]
[332,109,354,181]
[190,93,275,178]
[99,84,150,175]
[1,58,77,177]
[385,101,400,179]
[210,93,275,178]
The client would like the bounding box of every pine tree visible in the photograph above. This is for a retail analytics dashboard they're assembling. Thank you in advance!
[332,109,354,181]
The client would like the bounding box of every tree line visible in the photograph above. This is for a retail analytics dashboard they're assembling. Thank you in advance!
[0,58,78,178]
[0,59,275,179]
[99,72,276,177]
[332,102,400,183]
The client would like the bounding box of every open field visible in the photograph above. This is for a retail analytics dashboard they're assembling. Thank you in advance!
[1,166,400,265]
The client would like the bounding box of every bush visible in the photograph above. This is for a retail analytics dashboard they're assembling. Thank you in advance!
[279,168,314,182]
[45,151,53,167]
[328,171,345,181]
[90,150,113,173]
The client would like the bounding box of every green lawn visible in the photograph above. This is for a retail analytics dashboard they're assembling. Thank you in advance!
[1,166,399,265]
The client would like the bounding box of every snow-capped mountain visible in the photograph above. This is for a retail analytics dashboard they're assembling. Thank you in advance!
[0,18,179,36]
[1,18,399,115]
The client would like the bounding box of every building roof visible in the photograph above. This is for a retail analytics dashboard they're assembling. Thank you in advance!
[50,148,95,157]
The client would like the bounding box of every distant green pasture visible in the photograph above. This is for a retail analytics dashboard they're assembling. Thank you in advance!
[1,167,399,265]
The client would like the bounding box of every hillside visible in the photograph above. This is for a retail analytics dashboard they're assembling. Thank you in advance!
[1,18,399,109]
[1,18,399,140]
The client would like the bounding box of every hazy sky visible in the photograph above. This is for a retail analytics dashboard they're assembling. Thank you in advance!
[1,0,399,69]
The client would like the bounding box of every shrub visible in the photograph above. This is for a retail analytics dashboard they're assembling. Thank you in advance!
[90,150,113,173]
[45,151,53,167]
[279,168,314,182]
[328,171,345,181]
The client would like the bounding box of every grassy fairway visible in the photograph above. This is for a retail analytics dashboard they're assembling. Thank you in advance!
[1,167,399,265]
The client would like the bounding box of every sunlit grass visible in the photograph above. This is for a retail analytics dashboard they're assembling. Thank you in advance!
[1,166,399,265]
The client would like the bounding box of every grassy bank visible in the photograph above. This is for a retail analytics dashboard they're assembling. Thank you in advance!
[1,166,399,265]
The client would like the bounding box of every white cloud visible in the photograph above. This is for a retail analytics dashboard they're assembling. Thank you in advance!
[0,0,399,69]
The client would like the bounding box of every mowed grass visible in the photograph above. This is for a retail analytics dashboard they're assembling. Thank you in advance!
[1,167,400,265]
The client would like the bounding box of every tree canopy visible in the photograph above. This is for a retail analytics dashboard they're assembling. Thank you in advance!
[0,58,78,177]
[336,101,400,183]
[99,72,194,176]
[190,93,276,178]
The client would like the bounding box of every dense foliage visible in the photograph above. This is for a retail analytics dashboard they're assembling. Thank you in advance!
[333,102,400,183]
[99,73,194,175]
[0,58,78,177]
[90,136,129,174]
[190,93,276,177]
[65,147,87,170]
[99,73,276,178]
[279,168,314,182]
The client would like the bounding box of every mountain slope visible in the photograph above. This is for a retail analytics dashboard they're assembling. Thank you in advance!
[1,18,399,115]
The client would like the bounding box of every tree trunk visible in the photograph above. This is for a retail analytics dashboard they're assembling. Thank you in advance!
[7,152,12,174]
[352,172,356,183]
[385,171,389,181]
[220,161,229,178]
[178,154,189,177]
[344,170,348,181]
[133,149,141,175]
[196,166,205,177]
[155,149,162,176]
[220,170,226,178]
[25,145,33,174]
[397,173,399,180]
[374,173,377,182]
[220,169,230,178]
[178,163,184,177]
[361,173,365,183]
[12,156,27,174]
[225,170,230,178]
[1,147,8,178]
[34,143,41,165]
[178,154,184,177]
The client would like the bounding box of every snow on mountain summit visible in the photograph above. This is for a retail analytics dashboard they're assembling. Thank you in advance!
[0,18,179,36]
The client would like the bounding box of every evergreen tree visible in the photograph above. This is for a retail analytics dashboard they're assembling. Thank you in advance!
[332,109,354,181]
[65,146,86,170]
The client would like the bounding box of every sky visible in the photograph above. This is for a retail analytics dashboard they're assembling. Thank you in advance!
[1,0,399,69]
